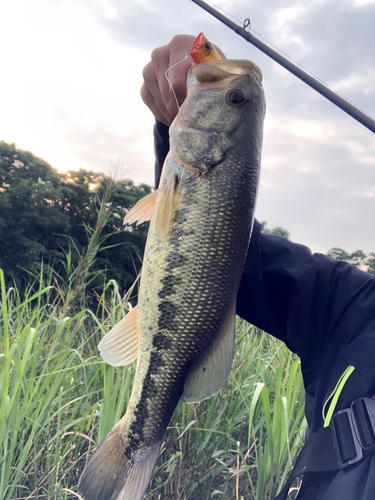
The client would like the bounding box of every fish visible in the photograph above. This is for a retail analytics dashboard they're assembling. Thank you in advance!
[189,32,222,63]
[78,57,265,500]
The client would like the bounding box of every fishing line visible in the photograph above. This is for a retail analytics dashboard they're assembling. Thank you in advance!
[191,0,375,132]
[249,27,364,114]
[203,0,243,26]
[165,53,190,112]
[199,0,346,102]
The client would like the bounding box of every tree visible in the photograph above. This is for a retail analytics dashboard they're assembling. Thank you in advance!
[327,247,375,276]
[367,254,375,276]
[0,141,152,293]
[260,221,290,240]
[259,219,374,277]
[88,178,152,294]
[0,141,70,284]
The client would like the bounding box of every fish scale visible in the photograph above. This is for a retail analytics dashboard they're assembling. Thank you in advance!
[78,58,265,500]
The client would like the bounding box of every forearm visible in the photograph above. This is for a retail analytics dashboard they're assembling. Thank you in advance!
[153,120,170,190]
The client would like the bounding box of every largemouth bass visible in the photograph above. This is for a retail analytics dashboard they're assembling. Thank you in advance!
[78,58,265,500]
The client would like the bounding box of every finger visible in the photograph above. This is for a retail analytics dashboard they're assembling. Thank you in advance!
[160,35,196,116]
[141,60,175,125]
[149,52,183,121]
[151,35,195,119]
[140,82,173,126]
[163,57,193,116]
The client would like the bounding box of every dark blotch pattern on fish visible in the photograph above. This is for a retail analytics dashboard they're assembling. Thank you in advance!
[158,275,182,299]
[152,331,172,350]
[125,351,165,460]
[158,300,179,330]
[126,293,182,460]
[166,251,188,269]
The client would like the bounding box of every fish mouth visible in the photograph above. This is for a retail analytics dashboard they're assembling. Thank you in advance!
[190,59,263,90]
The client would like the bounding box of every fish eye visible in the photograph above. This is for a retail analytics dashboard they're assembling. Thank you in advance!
[205,42,212,50]
[228,89,247,105]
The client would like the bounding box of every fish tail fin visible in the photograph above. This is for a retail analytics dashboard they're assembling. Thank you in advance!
[78,422,161,500]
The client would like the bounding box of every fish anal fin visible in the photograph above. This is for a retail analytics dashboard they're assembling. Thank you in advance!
[123,190,158,226]
[183,302,236,404]
[78,422,161,500]
[98,305,139,367]
[155,175,179,238]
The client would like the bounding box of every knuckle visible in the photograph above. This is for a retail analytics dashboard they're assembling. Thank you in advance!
[150,46,163,62]
[170,79,185,103]
[142,61,153,80]
[169,34,182,46]
[140,85,149,105]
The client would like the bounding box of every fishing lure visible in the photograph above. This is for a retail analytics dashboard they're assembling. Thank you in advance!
[189,32,221,63]
[165,32,222,114]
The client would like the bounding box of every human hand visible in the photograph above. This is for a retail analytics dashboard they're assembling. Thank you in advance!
[140,34,225,126]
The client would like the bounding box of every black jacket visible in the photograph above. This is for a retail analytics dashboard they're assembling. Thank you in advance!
[154,120,375,499]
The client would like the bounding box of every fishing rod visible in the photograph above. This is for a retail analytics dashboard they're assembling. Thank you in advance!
[191,0,375,134]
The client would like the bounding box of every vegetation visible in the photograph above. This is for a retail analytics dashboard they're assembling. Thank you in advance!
[1,140,373,302]
[260,221,291,241]
[0,274,305,500]
[0,186,306,500]
[327,247,375,275]
[260,220,375,276]
[0,141,151,295]
[1,140,372,500]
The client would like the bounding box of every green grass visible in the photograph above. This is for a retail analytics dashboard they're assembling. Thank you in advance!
[0,275,306,500]
[0,197,306,499]
[147,322,306,500]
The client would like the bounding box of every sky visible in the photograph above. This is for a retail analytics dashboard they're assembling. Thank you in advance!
[0,0,374,254]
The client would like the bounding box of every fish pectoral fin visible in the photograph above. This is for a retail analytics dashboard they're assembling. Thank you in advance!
[98,304,139,366]
[183,302,236,404]
[155,174,179,238]
[123,190,158,226]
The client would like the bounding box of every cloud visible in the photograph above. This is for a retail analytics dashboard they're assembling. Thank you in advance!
[1,0,374,256]
[64,121,155,184]
[258,114,375,253]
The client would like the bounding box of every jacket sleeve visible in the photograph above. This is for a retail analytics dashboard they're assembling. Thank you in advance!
[153,120,170,190]
[237,220,375,366]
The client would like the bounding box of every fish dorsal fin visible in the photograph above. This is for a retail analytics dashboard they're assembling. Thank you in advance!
[98,305,139,366]
[183,302,236,403]
[155,175,179,238]
[123,190,158,226]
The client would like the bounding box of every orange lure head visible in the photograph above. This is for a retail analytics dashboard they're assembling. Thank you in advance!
[189,32,222,64]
